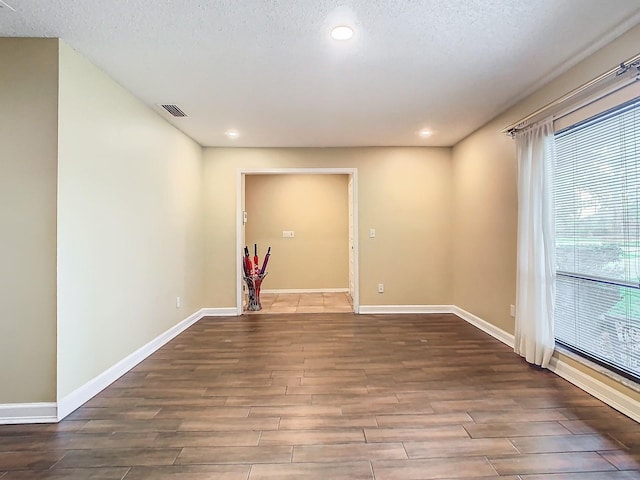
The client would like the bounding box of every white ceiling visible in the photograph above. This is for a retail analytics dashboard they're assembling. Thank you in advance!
[2,1,640,147]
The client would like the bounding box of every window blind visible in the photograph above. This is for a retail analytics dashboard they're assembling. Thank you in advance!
[554,97,640,380]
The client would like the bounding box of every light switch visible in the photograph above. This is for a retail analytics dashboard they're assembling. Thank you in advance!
[370,228,376,238]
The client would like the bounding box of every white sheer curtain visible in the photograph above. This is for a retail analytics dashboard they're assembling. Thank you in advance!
[514,118,556,367]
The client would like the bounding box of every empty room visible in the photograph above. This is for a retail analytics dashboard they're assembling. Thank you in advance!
[1,1,640,479]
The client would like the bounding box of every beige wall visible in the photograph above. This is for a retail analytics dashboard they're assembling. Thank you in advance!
[245,174,349,290]
[203,147,453,307]
[452,127,517,331]
[452,24,640,401]
[56,42,204,399]
[0,38,59,403]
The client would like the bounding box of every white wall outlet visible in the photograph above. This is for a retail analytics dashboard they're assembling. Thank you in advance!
[176,296,181,309]
[282,230,294,238]
[370,228,376,238]
[510,304,516,317]
[378,283,384,293]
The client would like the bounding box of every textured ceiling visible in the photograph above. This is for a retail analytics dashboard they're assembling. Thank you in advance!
[2,0,640,147]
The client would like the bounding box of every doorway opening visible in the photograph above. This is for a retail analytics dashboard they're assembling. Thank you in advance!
[236,168,359,315]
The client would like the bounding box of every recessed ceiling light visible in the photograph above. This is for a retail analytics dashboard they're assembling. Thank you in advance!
[418,129,433,138]
[224,129,240,139]
[330,25,354,40]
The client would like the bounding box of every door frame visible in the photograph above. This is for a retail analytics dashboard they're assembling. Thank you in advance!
[236,167,359,315]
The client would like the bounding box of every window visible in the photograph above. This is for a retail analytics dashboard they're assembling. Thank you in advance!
[554,97,640,381]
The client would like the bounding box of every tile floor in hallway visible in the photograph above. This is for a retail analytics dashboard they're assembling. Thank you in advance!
[245,292,353,314]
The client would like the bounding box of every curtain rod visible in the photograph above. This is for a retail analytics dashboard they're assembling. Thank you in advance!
[502,52,640,136]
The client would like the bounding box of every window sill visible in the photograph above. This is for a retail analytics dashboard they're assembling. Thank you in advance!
[555,345,640,394]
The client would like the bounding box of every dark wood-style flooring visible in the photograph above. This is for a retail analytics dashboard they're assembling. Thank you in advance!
[1,313,639,479]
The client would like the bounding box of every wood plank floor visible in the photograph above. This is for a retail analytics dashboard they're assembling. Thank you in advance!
[1,313,639,479]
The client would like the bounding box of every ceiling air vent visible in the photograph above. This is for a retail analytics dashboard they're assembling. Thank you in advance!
[160,104,187,117]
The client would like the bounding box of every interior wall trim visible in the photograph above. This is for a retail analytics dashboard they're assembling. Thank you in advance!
[358,305,454,315]
[451,306,516,348]
[548,356,640,423]
[0,403,58,425]
[261,288,349,294]
[199,307,239,317]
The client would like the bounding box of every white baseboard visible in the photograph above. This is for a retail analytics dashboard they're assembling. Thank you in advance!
[548,357,640,423]
[0,403,57,424]
[359,305,454,314]
[57,308,205,420]
[200,307,239,317]
[452,306,639,423]
[261,288,349,294]
[452,306,515,348]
